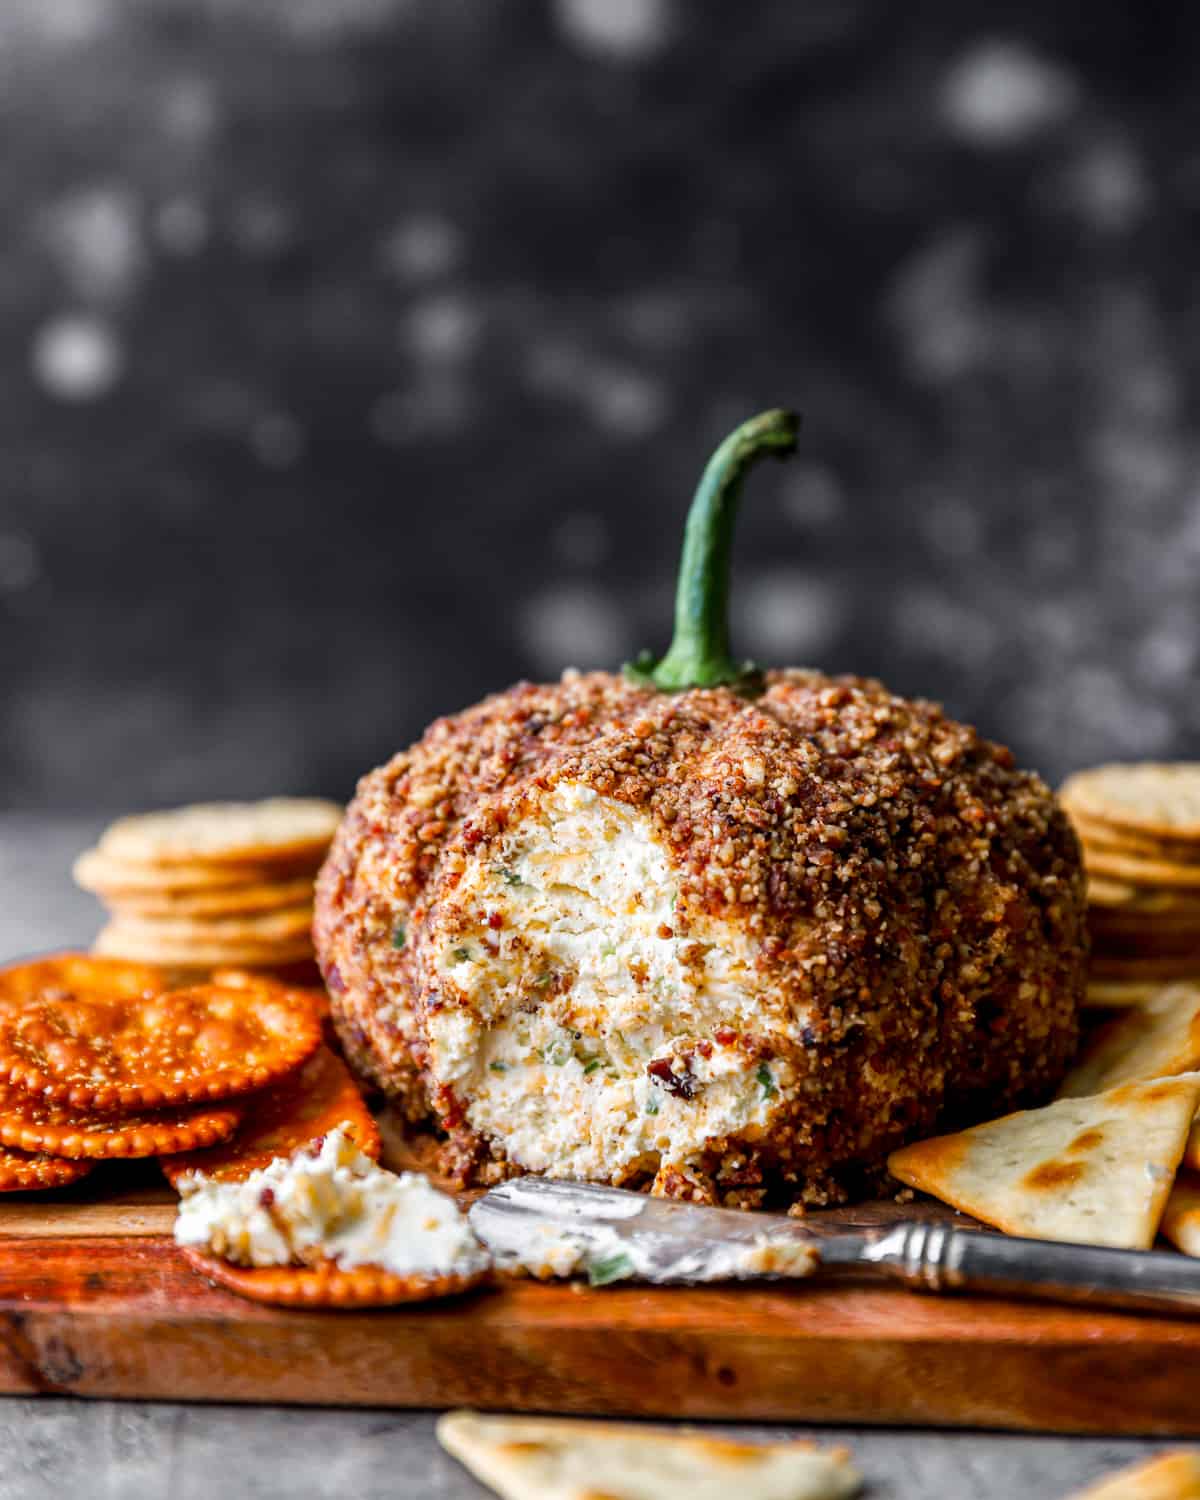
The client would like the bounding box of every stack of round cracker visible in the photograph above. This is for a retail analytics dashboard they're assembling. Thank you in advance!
[74,799,342,979]
[1061,764,1200,1004]
[0,955,327,1192]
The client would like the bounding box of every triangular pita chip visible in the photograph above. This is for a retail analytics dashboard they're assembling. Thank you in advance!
[1161,1171,1200,1258]
[1058,982,1200,1098]
[1066,1451,1200,1499]
[435,1411,861,1500]
[888,1075,1200,1248]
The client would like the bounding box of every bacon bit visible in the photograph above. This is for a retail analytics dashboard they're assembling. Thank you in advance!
[436,1089,465,1130]
[696,1039,713,1059]
[259,1187,276,1208]
[657,924,674,940]
[715,1027,736,1046]
[1003,900,1030,933]
[646,1058,696,1099]
[487,911,504,930]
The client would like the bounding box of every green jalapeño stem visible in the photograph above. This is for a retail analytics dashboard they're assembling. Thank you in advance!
[625,408,800,694]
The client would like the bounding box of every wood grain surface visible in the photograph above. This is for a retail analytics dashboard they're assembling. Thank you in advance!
[0,1187,1196,1432]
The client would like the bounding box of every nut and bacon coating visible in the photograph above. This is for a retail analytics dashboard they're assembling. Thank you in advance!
[0,982,321,1112]
[315,668,1087,1204]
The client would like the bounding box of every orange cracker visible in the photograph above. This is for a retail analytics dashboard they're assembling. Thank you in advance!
[161,1044,377,1187]
[0,1094,244,1159]
[0,1145,93,1192]
[209,969,331,1026]
[0,982,321,1112]
[180,1247,488,1308]
[0,953,169,1010]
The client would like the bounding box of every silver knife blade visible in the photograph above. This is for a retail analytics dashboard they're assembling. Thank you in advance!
[471,1180,1200,1315]
[469,1178,863,1285]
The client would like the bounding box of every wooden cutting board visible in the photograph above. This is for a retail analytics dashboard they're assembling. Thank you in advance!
[2,1171,1200,1434]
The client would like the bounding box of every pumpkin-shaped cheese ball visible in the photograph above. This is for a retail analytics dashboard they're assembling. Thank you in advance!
[315,412,1086,1205]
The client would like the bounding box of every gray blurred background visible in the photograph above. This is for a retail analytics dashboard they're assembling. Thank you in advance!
[1,0,1196,812]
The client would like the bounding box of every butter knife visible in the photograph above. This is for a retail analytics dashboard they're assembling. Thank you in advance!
[469,1177,1200,1317]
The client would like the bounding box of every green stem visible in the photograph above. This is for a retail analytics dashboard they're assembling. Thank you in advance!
[625,408,800,693]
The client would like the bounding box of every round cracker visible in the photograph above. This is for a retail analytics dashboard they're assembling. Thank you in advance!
[102,877,317,919]
[0,1146,93,1192]
[98,799,342,868]
[1081,844,1200,890]
[161,1044,376,1188]
[1090,954,1200,981]
[74,847,320,896]
[1086,875,1146,909]
[1071,811,1200,865]
[102,906,314,945]
[1085,979,1167,1009]
[1061,764,1200,841]
[92,924,314,969]
[209,970,330,1025]
[0,982,321,1111]
[0,953,170,1010]
[180,1247,489,1308]
[123,960,324,991]
[1088,905,1200,936]
[1088,916,1200,945]
[1090,944,1200,970]
[0,1096,244,1159]
[1086,874,1200,914]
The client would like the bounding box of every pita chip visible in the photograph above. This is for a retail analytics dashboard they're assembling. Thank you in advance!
[435,1411,861,1500]
[1161,1171,1200,1258]
[1066,1451,1200,1499]
[887,1075,1200,1249]
[1058,983,1200,1098]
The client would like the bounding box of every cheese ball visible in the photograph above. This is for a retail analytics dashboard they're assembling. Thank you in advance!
[314,668,1086,1206]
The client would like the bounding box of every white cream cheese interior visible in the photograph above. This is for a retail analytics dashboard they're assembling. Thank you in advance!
[422,781,795,1182]
[174,1126,490,1279]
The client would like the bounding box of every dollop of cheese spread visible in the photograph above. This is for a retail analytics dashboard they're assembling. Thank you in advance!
[173,1127,491,1279]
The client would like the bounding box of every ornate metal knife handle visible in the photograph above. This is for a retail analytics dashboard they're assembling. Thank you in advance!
[862,1222,1200,1316]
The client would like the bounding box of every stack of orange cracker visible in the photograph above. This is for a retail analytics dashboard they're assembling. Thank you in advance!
[0,954,323,1191]
[1060,763,1200,1007]
[73,798,341,979]
[0,952,429,1307]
